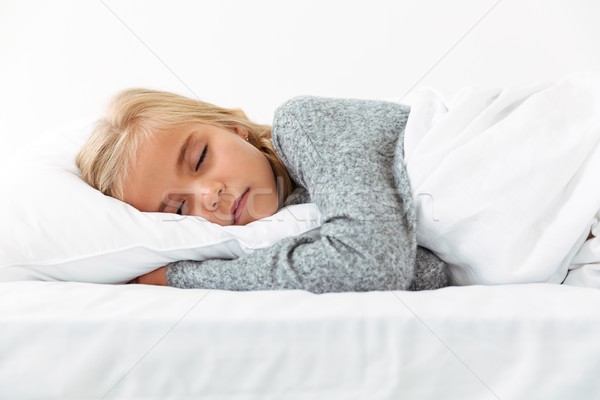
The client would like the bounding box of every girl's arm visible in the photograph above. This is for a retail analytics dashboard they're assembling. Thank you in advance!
[165,97,419,293]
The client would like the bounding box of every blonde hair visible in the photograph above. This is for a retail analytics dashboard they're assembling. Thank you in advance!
[75,88,294,206]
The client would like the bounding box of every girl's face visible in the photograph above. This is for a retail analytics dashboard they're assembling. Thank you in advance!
[122,123,279,226]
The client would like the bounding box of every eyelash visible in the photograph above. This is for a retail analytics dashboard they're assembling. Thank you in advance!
[177,146,208,215]
[195,146,207,171]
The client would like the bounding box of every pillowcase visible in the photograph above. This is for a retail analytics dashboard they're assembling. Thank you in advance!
[0,120,322,284]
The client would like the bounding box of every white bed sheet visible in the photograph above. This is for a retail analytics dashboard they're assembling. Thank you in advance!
[1,282,599,399]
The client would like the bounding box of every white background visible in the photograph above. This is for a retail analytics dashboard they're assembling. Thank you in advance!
[1,0,600,162]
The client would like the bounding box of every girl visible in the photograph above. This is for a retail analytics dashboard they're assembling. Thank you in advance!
[75,89,449,291]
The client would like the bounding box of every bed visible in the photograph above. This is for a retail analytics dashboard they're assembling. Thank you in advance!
[3,1,600,399]
[4,72,600,400]
[2,282,599,399]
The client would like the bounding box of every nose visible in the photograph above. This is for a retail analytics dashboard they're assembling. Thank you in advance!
[191,180,226,217]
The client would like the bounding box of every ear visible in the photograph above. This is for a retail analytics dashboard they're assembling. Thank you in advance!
[233,124,249,141]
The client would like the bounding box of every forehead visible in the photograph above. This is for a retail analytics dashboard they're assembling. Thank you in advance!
[122,124,189,210]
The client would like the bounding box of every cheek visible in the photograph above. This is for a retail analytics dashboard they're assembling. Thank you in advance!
[239,147,271,176]
[246,187,279,220]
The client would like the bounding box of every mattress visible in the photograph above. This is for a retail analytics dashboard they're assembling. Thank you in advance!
[1,281,599,399]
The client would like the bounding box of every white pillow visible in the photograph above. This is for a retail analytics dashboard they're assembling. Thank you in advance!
[0,120,322,284]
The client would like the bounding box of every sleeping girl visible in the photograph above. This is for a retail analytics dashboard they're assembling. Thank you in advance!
[76,72,600,290]
[75,89,449,291]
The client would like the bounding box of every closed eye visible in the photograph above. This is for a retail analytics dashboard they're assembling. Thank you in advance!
[196,146,208,171]
[176,200,185,215]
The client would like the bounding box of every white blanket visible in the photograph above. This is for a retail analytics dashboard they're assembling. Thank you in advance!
[404,72,600,286]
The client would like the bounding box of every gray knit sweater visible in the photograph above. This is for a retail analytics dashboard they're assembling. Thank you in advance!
[166,96,449,292]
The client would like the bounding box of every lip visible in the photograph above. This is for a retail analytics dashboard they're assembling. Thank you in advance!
[232,188,249,224]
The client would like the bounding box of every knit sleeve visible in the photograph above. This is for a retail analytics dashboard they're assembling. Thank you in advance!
[165,96,417,293]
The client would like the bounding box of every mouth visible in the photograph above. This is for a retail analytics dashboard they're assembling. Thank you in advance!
[231,188,249,224]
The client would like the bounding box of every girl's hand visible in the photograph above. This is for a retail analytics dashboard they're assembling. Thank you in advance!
[129,266,168,286]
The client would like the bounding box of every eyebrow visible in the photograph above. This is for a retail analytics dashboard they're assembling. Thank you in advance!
[157,133,194,213]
